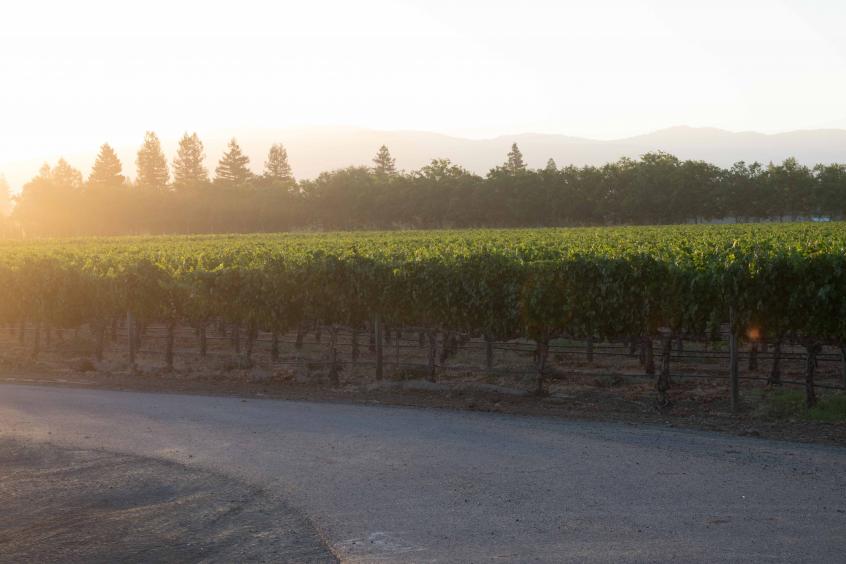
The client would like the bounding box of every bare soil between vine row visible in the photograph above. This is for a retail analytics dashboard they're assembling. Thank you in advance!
[1,322,844,447]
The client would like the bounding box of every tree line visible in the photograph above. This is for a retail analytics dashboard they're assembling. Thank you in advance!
[3,131,846,237]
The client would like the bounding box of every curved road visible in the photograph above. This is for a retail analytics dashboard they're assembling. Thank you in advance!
[0,384,844,563]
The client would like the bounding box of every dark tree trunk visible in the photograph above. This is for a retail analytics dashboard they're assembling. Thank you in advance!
[271,332,280,362]
[656,334,672,408]
[804,343,821,409]
[768,338,782,386]
[534,339,549,397]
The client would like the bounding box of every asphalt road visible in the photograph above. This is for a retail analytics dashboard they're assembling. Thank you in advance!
[0,384,844,563]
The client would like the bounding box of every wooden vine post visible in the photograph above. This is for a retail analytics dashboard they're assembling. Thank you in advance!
[127,310,137,370]
[484,334,494,371]
[374,313,383,381]
[840,345,846,389]
[804,341,821,409]
[728,307,739,413]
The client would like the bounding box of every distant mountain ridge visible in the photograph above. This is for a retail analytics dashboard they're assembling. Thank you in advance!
[4,125,846,191]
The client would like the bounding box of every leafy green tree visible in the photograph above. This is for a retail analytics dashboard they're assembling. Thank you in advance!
[12,160,83,236]
[372,145,397,176]
[544,158,557,173]
[88,143,125,188]
[173,132,209,188]
[766,158,815,219]
[814,163,846,217]
[136,131,170,190]
[214,138,253,186]
[263,143,294,183]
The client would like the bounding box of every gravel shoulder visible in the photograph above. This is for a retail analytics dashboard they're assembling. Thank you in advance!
[0,437,337,564]
[2,371,844,447]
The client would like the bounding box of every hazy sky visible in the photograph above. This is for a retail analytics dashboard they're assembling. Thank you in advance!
[2,0,846,164]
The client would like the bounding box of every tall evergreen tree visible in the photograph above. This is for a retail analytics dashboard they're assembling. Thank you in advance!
[505,143,526,174]
[263,143,294,183]
[544,158,557,173]
[88,143,125,188]
[372,145,397,176]
[136,131,169,189]
[215,138,253,186]
[173,132,209,188]
[0,175,11,216]
[51,158,84,189]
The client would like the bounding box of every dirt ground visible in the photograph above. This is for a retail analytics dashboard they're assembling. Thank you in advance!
[0,438,337,563]
[1,322,844,447]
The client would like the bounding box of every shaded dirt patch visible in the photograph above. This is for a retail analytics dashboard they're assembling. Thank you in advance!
[0,438,337,563]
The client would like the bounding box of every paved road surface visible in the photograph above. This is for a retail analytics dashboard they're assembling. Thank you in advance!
[0,384,844,563]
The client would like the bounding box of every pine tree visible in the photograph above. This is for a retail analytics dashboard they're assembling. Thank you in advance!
[173,132,209,188]
[505,143,526,174]
[263,143,293,183]
[51,158,84,189]
[372,145,397,177]
[136,131,169,189]
[215,138,252,186]
[0,175,12,216]
[545,158,557,173]
[88,143,125,188]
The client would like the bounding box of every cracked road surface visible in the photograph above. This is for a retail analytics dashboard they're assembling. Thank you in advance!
[0,384,844,563]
